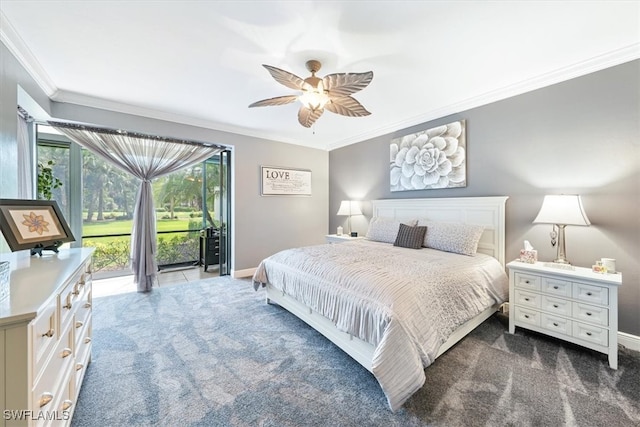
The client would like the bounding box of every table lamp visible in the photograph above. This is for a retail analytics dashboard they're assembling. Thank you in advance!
[336,200,362,236]
[533,194,590,265]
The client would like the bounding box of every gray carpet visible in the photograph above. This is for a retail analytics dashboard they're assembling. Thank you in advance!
[71,277,640,426]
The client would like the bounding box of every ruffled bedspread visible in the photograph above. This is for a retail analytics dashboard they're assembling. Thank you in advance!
[252,239,508,411]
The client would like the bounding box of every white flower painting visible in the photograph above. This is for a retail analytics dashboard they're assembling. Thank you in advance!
[390,120,466,191]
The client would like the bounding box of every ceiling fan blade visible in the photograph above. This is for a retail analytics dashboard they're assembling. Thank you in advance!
[298,106,323,128]
[249,95,298,108]
[323,71,373,97]
[325,96,371,117]
[263,64,305,91]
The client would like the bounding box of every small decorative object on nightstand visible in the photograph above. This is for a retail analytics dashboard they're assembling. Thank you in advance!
[325,234,364,244]
[507,260,621,369]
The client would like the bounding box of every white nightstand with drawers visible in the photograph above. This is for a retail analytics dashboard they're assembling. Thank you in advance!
[507,260,621,369]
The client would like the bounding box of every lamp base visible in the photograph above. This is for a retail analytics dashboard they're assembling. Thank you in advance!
[553,224,571,266]
[544,262,576,271]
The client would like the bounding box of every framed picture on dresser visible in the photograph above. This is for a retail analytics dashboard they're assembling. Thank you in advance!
[0,198,75,254]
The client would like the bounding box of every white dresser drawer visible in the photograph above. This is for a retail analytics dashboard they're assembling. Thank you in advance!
[514,306,540,327]
[573,282,608,305]
[31,301,58,380]
[573,322,608,347]
[514,289,541,308]
[75,318,92,391]
[573,302,608,327]
[34,363,75,427]
[542,277,572,298]
[541,295,571,316]
[541,313,572,336]
[59,284,76,332]
[31,326,74,415]
[514,272,541,291]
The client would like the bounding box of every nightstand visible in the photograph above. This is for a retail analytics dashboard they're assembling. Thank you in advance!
[325,234,364,244]
[507,260,622,369]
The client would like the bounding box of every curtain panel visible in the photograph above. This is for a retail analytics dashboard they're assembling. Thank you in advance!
[17,108,34,199]
[49,121,224,292]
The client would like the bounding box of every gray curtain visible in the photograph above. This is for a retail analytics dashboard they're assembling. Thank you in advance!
[17,108,34,199]
[49,121,223,292]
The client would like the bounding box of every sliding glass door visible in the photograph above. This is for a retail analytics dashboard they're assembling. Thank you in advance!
[36,124,232,277]
[218,150,231,275]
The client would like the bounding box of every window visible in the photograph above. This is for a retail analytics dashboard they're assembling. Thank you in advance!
[36,124,232,278]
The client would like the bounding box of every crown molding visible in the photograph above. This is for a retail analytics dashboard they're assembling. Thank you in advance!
[52,90,324,149]
[326,43,640,151]
[0,10,58,97]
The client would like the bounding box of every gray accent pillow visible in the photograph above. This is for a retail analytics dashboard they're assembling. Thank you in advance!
[393,224,427,249]
[417,220,484,256]
[366,217,418,244]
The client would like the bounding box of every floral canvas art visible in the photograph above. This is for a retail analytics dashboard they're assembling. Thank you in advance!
[390,120,466,191]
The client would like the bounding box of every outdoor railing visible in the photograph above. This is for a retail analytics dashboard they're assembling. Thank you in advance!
[82,229,201,273]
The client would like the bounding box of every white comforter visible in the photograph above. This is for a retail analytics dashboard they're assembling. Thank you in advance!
[252,239,509,411]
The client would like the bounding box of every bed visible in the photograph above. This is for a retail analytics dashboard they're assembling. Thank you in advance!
[252,196,509,411]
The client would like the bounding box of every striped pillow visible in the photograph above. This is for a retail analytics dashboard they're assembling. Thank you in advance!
[393,224,427,249]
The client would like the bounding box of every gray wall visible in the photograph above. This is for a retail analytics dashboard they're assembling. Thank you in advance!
[1,42,329,273]
[329,60,640,336]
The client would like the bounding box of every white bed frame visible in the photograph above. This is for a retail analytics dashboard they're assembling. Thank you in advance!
[266,196,508,373]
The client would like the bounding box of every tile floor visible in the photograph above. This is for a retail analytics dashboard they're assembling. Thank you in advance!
[92,266,219,298]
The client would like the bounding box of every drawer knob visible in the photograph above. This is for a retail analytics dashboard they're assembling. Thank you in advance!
[586,332,592,336]
[76,363,84,371]
[525,280,530,284]
[42,329,55,338]
[39,392,53,408]
[84,302,92,309]
[61,400,73,411]
[553,322,559,327]
[63,302,72,310]
[586,312,592,316]
[524,298,530,301]
[72,289,80,296]
[84,337,92,344]
[553,304,559,308]
[76,321,84,329]
[586,292,593,296]
[524,314,530,319]
[553,286,559,290]
[61,348,72,358]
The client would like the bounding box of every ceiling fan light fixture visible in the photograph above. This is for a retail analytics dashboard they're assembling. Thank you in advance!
[249,59,373,128]
[299,84,330,111]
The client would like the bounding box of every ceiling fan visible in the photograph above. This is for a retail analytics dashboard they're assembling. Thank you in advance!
[249,60,373,128]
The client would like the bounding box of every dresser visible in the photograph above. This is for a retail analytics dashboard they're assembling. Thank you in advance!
[507,260,621,369]
[0,248,94,427]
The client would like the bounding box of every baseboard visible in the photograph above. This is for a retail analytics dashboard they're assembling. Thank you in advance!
[619,331,640,352]
[232,267,256,279]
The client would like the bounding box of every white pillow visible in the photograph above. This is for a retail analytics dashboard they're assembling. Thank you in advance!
[366,217,417,244]
[417,220,484,256]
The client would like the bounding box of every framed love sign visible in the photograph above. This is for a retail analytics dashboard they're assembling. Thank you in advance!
[261,166,312,196]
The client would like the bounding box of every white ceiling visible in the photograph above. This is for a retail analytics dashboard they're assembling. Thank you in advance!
[2,1,639,150]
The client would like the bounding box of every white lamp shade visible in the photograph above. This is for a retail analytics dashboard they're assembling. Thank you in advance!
[533,195,590,226]
[336,200,362,216]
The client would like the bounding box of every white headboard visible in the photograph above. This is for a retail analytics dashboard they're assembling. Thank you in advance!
[371,196,508,267]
